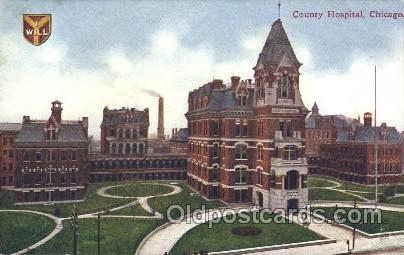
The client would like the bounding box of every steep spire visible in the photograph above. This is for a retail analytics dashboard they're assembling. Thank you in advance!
[254,19,301,70]
[311,102,319,115]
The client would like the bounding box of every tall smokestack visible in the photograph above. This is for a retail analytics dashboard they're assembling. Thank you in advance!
[157,96,165,140]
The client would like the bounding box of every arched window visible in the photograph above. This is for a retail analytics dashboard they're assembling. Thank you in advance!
[212,165,219,181]
[111,143,116,154]
[285,170,299,190]
[125,129,131,138]
[132,143,137,154]
[213,143,219,158]
[118,143,123,154]
[125,143,131,154]
[284,145,298,160]
[133,129,137,139]
[279,74,290,98]
[235,144,247,159]
[257,168,263,185]
[139,143,144,153]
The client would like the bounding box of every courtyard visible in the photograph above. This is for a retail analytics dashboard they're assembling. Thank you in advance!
[1,177,404,254]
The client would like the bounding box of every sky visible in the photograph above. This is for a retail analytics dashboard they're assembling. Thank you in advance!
[0,0,403,138]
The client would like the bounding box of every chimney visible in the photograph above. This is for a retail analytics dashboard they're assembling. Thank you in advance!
[230,76,240,89]
[82,117,88,137]
[51,100,63,123]
[157,97,165,140]
[364,112,372,127]
[23,116,30,123]
[172,128,175,137]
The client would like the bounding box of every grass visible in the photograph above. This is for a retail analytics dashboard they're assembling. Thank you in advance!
[106,183,174,197]
[31,218,162,254]
[171,212,324,254]
[0,211,56,254]
[148,182,225,220]
[309,188,365,202]
[314,207,404,234]
[0,183,133,218]
[308,178,338,188]
[386,196,404,205]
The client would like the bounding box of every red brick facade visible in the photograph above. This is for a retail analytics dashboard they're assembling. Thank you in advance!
[0,124,21,188]
[13,101,89,204]
[186,19,309,210]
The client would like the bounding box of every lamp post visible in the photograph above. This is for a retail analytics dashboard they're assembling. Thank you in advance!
[70,205,79,255]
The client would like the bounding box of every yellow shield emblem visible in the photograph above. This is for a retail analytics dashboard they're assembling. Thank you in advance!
[23,14,52,46]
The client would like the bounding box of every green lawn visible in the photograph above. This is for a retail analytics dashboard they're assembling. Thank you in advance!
[314,207,404,234]
[106,183,174,197]
[386,196,404,205]
[0,212,56,254]
[31,218,162,254]
[348,191,379,201]
[308,178,338,188]
[148,183,225,220]
[171,213,324,254]
[0,183,133,218]
[309,188,365,202]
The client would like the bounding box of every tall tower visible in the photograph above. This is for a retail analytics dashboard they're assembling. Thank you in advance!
[157,97,165,140]
[252,19,309,211]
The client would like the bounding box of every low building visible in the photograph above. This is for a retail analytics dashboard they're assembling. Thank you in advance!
[319,112,403,184]
[169,128,188,154]
[13,101,89,204]
[305,102,361,170]
[0,123,21,188]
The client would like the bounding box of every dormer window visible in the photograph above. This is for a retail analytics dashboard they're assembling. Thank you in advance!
[45,126,56,140]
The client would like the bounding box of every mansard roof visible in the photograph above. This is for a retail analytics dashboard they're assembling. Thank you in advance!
[353,126,402,144]
[0,123,22,132]
[102,107,149,126]
[15,121,87,145]
[255,19,301,69]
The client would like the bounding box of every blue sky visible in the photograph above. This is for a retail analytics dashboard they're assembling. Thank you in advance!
[0,0,403,138]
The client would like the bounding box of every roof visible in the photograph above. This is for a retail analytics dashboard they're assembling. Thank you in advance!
[15,122,87,145]
[0,123,22,132]
[306,114,359,129]
[102,109,149,126]
[353,126,402,144]
[255,19,301,68]
[171,128,188,142]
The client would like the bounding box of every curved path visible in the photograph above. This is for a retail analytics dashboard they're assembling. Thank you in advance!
[0,209,63,255]
[2,182,182,254]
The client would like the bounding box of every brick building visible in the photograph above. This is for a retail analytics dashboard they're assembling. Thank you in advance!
[186,19,309,210]
[100,106,149,155]
[0,123,21,188]
[319,112,403,184]
[305,102,361,169]
[90,106,186,182]
[13,101,89,204]
[169,128,188,154]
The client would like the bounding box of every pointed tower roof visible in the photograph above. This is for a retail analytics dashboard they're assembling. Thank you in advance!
[312,102,319,115]
[255,19,301,69]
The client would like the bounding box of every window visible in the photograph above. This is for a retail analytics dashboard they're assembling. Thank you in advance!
[2,138,7,145]
[118,144,123,154]
[125,143,131,154]
[284,145,298,160]
[71,151,77,161]
[235,167,247,184]
[46,171,52,184]
[235,120,241,137]
[285,170,299,190]
[235,144,247,160]
[279,120,293,138]
[61,151,66,161]
[213,143,219,158]
[35,172,41,185]
[257,168,263,185]
[125,129,131,138]
[111,143,116,154]
[238,96,247,106]
[60,173,66,184]
[212,165,219,181]
[132,143,137,154]
[235,189,247,202]
[8,163,13,171]
[212,121,219,136]
[139,143,144,153]
[257,145,263,160]
[242,121,248,137]
[279,74,290,98]
[9,150,13,158]
[71,174,76,183]
[35,151,41,161]
[23,151,30,161]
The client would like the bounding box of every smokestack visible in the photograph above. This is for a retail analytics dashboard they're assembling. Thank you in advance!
[157,97,165,140]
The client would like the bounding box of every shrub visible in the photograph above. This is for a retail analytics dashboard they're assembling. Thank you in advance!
[231,226,262,236]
